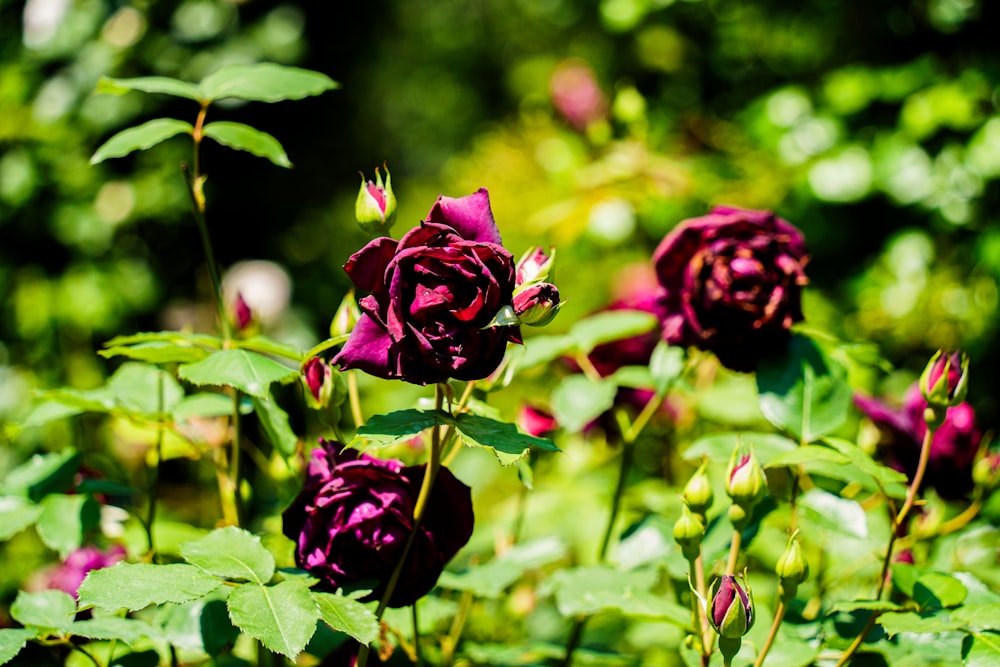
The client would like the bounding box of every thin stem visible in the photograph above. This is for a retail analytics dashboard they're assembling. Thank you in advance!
[834,612,880,667]
[228,389,243,526]
[896,425,937,527]
[574,353,604,383]
[559,618,588,667]
[347,371,364,428]
[726,528,743,575]
[144,374,165,559]
[938,496,983,535]
[694,555,712,658]
[598,437,634,561]
[752,599,787,667]
[442,590,474,667]
[412,602,423,667]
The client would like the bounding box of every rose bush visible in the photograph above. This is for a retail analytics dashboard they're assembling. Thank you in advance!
[652,206,809,372]
[282,441,474,608]
[333,188,520,384]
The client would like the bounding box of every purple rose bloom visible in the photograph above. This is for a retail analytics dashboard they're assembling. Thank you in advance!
[282,441,474,608]
[333,188,520,385]
[31,545,127,598]
[652,206,809,372]
[855,384,982,499]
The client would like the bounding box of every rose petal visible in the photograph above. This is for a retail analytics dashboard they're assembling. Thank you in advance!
[344,237,399,294]
[424,188,503,245]
[332,315,395,378]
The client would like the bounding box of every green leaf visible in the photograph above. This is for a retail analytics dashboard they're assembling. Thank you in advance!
[198,63,338,103]
[455,413,559,466]
[823,437,909,498]
[437,561,527,598]
[682,432,797,465]
[877,611,964,637]
[178,349,298,398]
[545,566,689,627]
[99,342,210,364]
[172,393,239,422]
[649,342,686,395]
[963,632,1000,667]
[18,400,84,429]
[227,580,318,659]
[32,387,115,414]
[569,310,659,355]
[312,592,379,645]
[36,493,100,558]
[766,444,850,468]
[0,449,81,501]
[351,409,446,449]
[236,336,305,361]
[516,334,576,372]
[953,604,1000,630]
[109,362,185,415]
[798,488,867,538]
[91,118,193,164]
[252,396,299,456]
[96,76,202,101]
[10,590,76,632]
[913,572,967,610]
[202,122,292,168]
[551,375,617,433]
[829,600,905,613]
[104,331,223,349]
[181,526,276,584]
[78,563,222,612]
[71,617,157,645]
[756,333,852,442]
[0,629,31,665]
[159,594,237,655]
[0,497,41,540]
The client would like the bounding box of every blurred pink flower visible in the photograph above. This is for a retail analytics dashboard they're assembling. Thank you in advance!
[550,59,608,130]
[30,545,127,598]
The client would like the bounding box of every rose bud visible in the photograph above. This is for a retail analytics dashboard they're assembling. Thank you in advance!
[355,164,397,236]
[726,450,767,509]
[972,449,1000,492]
[652,206,809,373]
[920,350,969,411]
[334,188,521,385]
[512,282,561,327]
[282,441,474,608]
[515,246,555,286]
[708,574,755,639]
[330,290,361,339]
[233,291,254,332]
[673,504,705,561]
[775,533,808,597]
[682,460,714,516]
[302,357,334,409]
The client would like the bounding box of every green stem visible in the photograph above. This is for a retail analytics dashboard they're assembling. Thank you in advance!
[559,617,588,667]
[144,374,165,559]
[896,424,937,528]
[347,370,364,428]
[753,599,787,667]
[442,590,474,667]
[598,437,634,560]
[412,601,423,667]
[726,528,742,575]
[229,389,243,526]
[694,554,713,660]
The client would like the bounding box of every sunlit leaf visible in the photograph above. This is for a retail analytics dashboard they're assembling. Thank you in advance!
[569,310,658,355]
[181,527,276,584]
[99,342,209,364]
[172,393,239,422]
[252,395,299,456]
[0,497,41,540]
[0,449,80,501]
[456,413,558,466]
[682,432,797,465]
[913,572,967,610]
[71,617,158,645]
[798,488,867,538]
[963,632,1000,667]
[91,119,193,164]
[0,629,31,665]
[202,122,292,168]
[96,76,202,101]
[36,493,100,558]
[199,63,338,103]
[10,590,76,632]
[312,591,379,644]
[351,409,446,449]
[109,362,185,415]
[829,600,904,613]
[877,610,963,637]
[78,563,222,612]
[227,580,318,659]
[551,375,617,433]
[178,350,298,398]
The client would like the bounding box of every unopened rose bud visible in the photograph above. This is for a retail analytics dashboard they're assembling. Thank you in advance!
[775,533,808,595]
[515,246,555,286]
[726,450,767,509]
[708,574,755,639]
[233,292,254,332]
[302,357,334,409]
[682,461,714,516]
[330,290,361,339]
[673,504,705,561]
[972,449,1000,491]
[355,164,397,236]
[512,283,561,326]
[920,350,969,410]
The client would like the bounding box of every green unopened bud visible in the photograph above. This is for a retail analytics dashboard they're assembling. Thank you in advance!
[682,461,714,515]
[355,164,397,235]
[920,350,969,409]
[708,574,755,639]
[512,282,561,326]
[775,533,808,594]
[972,449,1000,491]
[673,505,705,560]
[726,448,767,508]
[330,290,361,338]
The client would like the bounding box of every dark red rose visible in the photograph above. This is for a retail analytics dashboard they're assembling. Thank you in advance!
[282,441,474,608]
[333,188,519,385]
[652,206,809,372]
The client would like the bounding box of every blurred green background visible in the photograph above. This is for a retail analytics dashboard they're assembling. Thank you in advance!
[2,0,998,433]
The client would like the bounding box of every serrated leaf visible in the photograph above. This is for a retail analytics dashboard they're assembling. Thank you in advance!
[351,409,446,449]
[105,331,223,349]
[91,118,193,164]
[877,611,964,637]
[0,629,31,665]
[178,349,298,398]
[109,362,184,415]
[312,592,379,644]
[252,396,299,456]
[36,493,100,558]
[830,599,905,613]
[756,333,852,442]
[78,563,222,612]
[202,122,291,167]
[823,437,909,498]
[96,76,202,101]
[682,432,797,465]
[99,342,209,364]
[551,375,617,433]
[799,488,867,538]
[181,527,275,584]
[159,593,237,655]
[71,617,156,645]
[0,497,41,540]
[455,414,559,466]
[227,580,318,659]
[199,63,338,103]
[10,590,76,632]
[914,572,967,610]
[172,393,238,422]
[569,310,659,355]
[0,449,81,501]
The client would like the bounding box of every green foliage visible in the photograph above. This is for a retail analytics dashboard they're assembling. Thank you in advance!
[202,122,292,168]
[79,563,222,612]
[90,119,194,165]
[178,349,299,398]
[180,526,275,584]
[227,579,318,659]
[312,592,380,644]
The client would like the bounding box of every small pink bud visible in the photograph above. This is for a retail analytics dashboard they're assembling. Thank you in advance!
[302,357,333,409]
[233,292,253,331]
